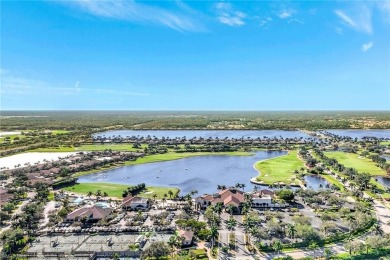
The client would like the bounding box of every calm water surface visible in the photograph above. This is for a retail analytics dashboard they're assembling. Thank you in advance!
[304,175,330,190]
[93,130,311,139]
[376,177,390,188]
[79,151,331,195]
[325,129,390,139]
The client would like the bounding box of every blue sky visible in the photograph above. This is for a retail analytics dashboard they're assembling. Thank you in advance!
[1,0,390,110]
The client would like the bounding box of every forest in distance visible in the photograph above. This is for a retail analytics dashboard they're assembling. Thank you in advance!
[1,110,390,131]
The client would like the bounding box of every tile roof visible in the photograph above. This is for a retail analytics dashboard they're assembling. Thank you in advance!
[178,230,194,241]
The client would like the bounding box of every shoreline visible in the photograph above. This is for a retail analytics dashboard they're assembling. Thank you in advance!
[251,150,301,186]
[73,151,254,177]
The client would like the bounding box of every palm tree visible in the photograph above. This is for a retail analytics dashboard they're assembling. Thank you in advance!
[152,194,157,201]
[226,217,237,234]
[273,240,283,256]
[162,197,167,208]
[241,205,250,216]
[241,183,246,191]
[287,224,296,240]
[95,190,102,197]
[373,222,384,235]
[213,203,223,220]
[208,225,219,250]
[87,191,93,198]
[226,204,235,216]
[167,235,180,254]
[167,190,173,199]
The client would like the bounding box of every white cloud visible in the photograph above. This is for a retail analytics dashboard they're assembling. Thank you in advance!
[334,7,372,34]
[278,9,296,19]
[259,17,272,27]
[376,0,390,23]
[0,71,148,96]
[63,0,204,32]
[362,41,374,52]
[215,2,246,27]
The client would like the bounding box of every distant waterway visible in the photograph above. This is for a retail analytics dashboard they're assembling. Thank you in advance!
[93,130,311,139]
[78,151,331,195]
[324,129,390,139]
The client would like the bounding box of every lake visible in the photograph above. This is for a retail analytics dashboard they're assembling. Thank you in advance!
[376,176,390,188]
[325,129,390,139]
[304,175,330,190]
[78,151,330,195]
[93,130,311,139]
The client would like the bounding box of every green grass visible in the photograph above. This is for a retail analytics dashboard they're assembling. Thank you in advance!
[48,191,55,201]
[32,146,76,152]
[50,130,69,135]
[325,151,386,176]
[255,150,303,185]
[0,134,27,143]
[381,141,390,146]
[322,174,345,191]
[73,151,252,177]
[62,182,179,199]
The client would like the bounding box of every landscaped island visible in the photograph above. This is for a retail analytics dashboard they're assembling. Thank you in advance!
[255,150,304,185]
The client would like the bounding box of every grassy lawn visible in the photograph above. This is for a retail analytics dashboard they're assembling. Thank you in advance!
[62,182,179,199]
[0,134,27,143]
[50,130,69,135]
[255,150,303,185]
[73,151,252,177]
[381,141,390,146]
[322,174,345,191]
[32,146,76,152]
[325,151,386,176]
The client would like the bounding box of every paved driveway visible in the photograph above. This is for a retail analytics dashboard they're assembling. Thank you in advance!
[373,199,390,233]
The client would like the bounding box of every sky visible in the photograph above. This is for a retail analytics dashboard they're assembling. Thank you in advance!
[1,0,390,110]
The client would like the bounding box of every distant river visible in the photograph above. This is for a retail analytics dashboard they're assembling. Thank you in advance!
[325,129,390,139]
[92,130,311,139]
[78,151,330,195]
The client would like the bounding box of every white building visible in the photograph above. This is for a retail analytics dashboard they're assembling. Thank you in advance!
[120,196,150,211]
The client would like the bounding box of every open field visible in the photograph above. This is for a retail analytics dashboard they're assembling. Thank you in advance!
[325,151,386,176]
[381,141,390,146]
[62,182,179,198]
[255,150,303,185]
